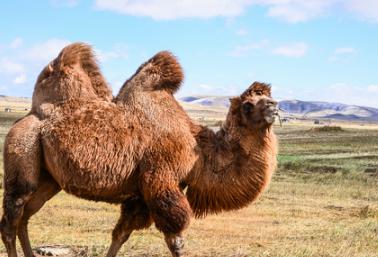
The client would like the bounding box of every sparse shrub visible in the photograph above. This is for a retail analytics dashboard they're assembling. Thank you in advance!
[364,167,378,173]
[307,166,338,173]
[310,126,343,132]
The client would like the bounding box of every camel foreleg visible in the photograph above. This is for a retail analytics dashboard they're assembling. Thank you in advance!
[141,170,192,257]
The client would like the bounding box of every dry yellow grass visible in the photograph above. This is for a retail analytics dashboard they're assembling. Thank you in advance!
[0,171,376,257]
[0,105,377,257]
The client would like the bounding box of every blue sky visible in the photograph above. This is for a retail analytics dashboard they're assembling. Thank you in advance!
[1,0,378,107]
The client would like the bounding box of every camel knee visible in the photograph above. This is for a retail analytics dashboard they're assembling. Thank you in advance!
[147,190,192,234]
[3,194,31,221]
[0,217,16,243]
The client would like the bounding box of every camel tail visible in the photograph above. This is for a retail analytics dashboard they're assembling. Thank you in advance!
[118,51,184,98]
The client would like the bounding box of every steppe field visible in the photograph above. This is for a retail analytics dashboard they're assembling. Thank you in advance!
[0,108,377,257]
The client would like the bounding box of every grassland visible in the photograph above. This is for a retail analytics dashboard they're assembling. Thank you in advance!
[0,111,377,257]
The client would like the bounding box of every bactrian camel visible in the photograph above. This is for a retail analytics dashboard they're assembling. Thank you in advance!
[0,43,278,257]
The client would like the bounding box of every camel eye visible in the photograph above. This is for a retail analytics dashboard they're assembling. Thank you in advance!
[242,102,254,114]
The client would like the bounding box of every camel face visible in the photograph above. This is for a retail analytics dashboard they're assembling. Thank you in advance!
[239,82,278,129]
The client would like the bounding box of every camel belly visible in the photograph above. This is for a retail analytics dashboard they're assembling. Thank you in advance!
[42,138,141,202]
[40,103,148,203]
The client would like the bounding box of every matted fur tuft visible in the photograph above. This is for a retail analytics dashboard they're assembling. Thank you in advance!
[148,51,184,93]
[32,42,113,117]
[34,42,112,102]
[241,81,271,98]
[116,51,183,101]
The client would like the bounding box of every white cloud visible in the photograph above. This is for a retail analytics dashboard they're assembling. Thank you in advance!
[265,1,332,23]
[96,43,128,62]
[0,58,24,74]
[27,38,71,62]
[236,28,248,36]
[10,38,23,49]
[326,83,378,107]
[97,50,119,62]
[272,42,308,57]
[345,0,378,23]
[229,39,270,57]
[92,0,378,23]
[298,83,378,108]
[0,38,132,96]
[257,0,378,23]
[95,0,252,20]
[93,0,378,23]
[334,47,356,54]
[367,84,378,93]
[13,74,27,85]
[329,47,356,63]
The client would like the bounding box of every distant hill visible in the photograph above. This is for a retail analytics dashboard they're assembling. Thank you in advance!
[180,96,378,122]
[279,100,378,121]
[1,95,377,122]
[0,95,31,111]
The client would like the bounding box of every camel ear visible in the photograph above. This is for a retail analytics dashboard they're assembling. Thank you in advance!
[229,97,242,113]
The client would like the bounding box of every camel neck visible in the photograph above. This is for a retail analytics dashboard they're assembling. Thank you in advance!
[186,123,277,217]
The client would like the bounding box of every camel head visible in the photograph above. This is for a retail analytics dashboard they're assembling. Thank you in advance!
[230,82,278,130]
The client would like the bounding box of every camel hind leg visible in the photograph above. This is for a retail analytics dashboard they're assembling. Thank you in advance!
[17,172,61,257]
[0,115,42,257]
[106,197,152,257]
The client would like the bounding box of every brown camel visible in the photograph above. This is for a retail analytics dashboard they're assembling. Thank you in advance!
[0,43,278,257]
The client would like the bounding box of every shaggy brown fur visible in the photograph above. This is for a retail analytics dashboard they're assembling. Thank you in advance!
[186,82,278,217]
[116,51,183,101]
[1,43,113,257]
[32,42,112,118]
[1,43,278,257]
[1,44,195,257]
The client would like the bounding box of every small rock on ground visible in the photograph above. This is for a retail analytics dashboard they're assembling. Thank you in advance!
[35,246,84,257]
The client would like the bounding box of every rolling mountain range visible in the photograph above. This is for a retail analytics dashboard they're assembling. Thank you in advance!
[180,96,378,122]
[1,95,377,122]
